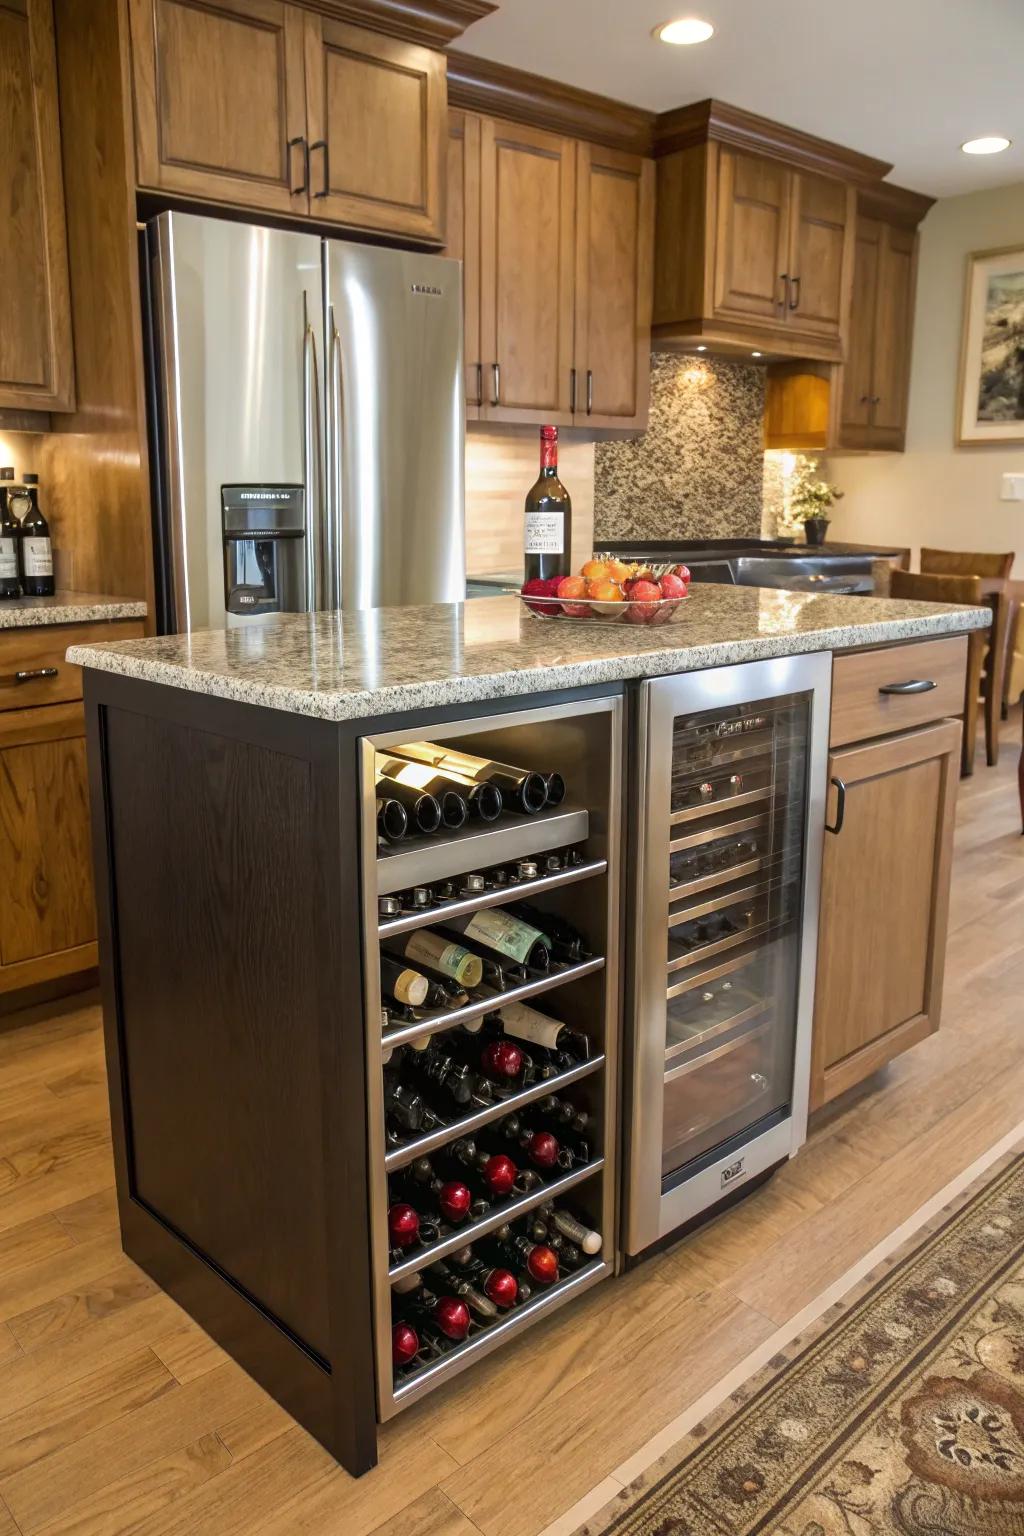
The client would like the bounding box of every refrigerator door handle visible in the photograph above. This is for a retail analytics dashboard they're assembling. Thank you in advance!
[302,293,322,611]
[325,305,343,611]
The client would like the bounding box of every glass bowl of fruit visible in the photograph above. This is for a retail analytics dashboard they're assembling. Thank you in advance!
[520,559,691,624]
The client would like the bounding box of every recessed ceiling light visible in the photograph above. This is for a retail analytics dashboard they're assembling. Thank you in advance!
[655,17,714,45]
[961,136,1011,155]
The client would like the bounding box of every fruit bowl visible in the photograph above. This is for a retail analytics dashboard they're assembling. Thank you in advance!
[518,592,689,625]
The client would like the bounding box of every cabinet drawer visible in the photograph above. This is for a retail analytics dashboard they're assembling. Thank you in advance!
[830,636,968,747]
[0,622,145,712]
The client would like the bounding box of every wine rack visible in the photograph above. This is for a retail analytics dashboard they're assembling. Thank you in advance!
[361,696,621,1418]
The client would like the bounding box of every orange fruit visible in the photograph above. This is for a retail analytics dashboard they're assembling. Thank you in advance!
[581,558,611,583]
[587,578,624,602]
[557,574,587,599]
[605,559,633,584]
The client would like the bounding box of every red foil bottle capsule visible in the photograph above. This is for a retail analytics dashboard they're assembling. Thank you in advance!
[434,1295,471,1340]
[482,1153,517,1196]
[526,1243,559,1284]
[482,1040,523,1079]
[483,1268,519,1308]
[526,1131,560,1170]
[392,1321,419,1365]
[438,1182,472,1223]
[388,1202,420,1248]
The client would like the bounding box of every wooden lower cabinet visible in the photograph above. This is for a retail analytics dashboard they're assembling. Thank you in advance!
[0,702,97,992]
[810,718,961,1109]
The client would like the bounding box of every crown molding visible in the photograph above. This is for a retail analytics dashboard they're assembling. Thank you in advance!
[858,179,936,226]
[446,50,656,155]
[300,0,497,50]
[652,98,893,184]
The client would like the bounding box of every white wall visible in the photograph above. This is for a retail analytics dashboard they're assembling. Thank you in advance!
[828,181,1024,574]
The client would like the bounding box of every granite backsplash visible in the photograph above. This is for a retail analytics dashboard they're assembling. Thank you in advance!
[594,354,765,542]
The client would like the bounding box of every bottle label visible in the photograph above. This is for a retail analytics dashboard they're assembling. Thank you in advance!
[403,930,481,986]
[524,513,564,555]
[0,537,16,580]
[462,909,548,965]
[499,1002,563,1049]
[23,537,52,577]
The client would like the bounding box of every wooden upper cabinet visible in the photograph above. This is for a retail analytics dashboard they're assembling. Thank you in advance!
[445,110,482,416]
[0,0,74,411]
[302,16,445,241]
[787,170,852,337]
[128,0,309,215]
[811,717,960,1110]
[478,117,576,424]
[871,222,917,448]
[713,148,790,327]
[838,215,881,446]
[573,143,654,429]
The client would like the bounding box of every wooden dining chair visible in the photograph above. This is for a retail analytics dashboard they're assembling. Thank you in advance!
[889,569,988,776]
[920,549,1014,765]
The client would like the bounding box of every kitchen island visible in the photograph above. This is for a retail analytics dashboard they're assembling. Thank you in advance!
[69,586,988,1477]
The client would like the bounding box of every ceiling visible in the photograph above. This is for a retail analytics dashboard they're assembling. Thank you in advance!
[457,0,1024,197]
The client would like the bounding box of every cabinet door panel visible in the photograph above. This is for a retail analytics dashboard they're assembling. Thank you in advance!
[303,16,445,241]
[871,224,917,448]
[479,118,575,423]
[573,143,653,429]
[713,148,790,325]
[788,171,850,338]
[0,732,96,967]
[838,216,881,446]
[811,719,960,1108]
[0,0,74,410]
[445,110,481,416]
[129,0,307,214]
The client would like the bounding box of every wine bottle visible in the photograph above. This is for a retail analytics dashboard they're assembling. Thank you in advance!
[382,1075,448,1137]
[543,772,566,808]
[377,758,469,831]
[14,475,53,598]
[374,775,442,836]
[507,905,590,964]
[394,1286,471,1347]
[0,468,20,600]
[437,1138,539,1200]
[404,1040,476,1108]
[489,1005,590,1069]
[380,955,430,1010]
[388,742,550,816]
[492,1108,589,1171]
[377,797,409,844]
[446,1246,519,1309]
[426,1259,498,1321]
[535,1202,603,1256]
[378,755,502,824]
[524,425,571,585]
[440,910,550,971]
[385,930,484,991]
[445,1031,532,1096]
[395,1166,479,1227]
[392,1320,420,1368]
[483,1227,559,1287]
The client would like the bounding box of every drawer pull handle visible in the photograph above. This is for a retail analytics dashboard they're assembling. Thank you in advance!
[878,679,937,695]
[2,667,59,687]
[825,775,846,836]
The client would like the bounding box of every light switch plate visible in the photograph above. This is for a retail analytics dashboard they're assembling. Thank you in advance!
[1000,473,1024,501]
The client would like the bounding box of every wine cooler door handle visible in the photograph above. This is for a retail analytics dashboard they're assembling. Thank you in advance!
[877,679,937,695]
[824,775,847,835]
[570,367,577,413]
[586,369,593,415]
[2,667,59,687]
[491,362,500,407]
[788,274,800,310]
[288,136,308,195]
[475,362,483,409]
[310,139,329,198]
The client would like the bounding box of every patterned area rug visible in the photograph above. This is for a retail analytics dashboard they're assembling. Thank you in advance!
[580,1151,1024,1536]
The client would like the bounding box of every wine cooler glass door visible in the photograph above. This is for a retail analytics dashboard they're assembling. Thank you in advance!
[626,653,831,1254]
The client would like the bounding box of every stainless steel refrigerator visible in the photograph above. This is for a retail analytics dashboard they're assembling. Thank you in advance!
[145,211,466,633]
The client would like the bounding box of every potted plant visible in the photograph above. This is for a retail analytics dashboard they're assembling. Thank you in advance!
[790,458,844,546]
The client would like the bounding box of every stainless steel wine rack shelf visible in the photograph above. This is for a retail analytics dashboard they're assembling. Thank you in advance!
[377,807,591,894]
[667,913,787,984]
[669,784,771,827]
[668,854,765,905]
[384,1053,605,1172]
[665,998,771,1066]
[381,954,606,1049]
[387,1158,605,1281]
[378,856,607,938]
[670,810,768,854]
[392,1256,609,1409]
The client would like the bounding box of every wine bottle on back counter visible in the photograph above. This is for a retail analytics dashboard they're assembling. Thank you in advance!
[524,425,570,585]
[14,474,54,598]
[388,742,557,816]
[0,468,20,600]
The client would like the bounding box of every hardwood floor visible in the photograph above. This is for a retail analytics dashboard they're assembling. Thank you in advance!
[0,710,1021,1536]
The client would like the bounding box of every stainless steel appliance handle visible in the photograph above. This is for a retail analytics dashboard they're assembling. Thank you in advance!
[878,679,937,695]
[475,362,483,409]
[824,775,847,835]
[301,294,320,611]
[326,306,343,610]
[491,362,500,407]
[586,369,594,415]
[570,367,576,414]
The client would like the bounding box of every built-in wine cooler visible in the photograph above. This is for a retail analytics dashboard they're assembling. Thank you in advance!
[360,697,621,1417]
[624,654,831,1255]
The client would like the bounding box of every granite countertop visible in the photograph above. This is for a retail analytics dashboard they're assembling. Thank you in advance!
[0,591,148,630]
[66,586,989,724]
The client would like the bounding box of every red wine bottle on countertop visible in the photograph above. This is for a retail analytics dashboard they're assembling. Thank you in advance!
[0,469,20,599]
[15,475,54,597]
[387,743,550,816]
[524,426,571,585]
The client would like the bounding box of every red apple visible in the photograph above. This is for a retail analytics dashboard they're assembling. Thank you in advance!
[392,1322,420,1365]
[658,571,687,599]
[672,564,691,583]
